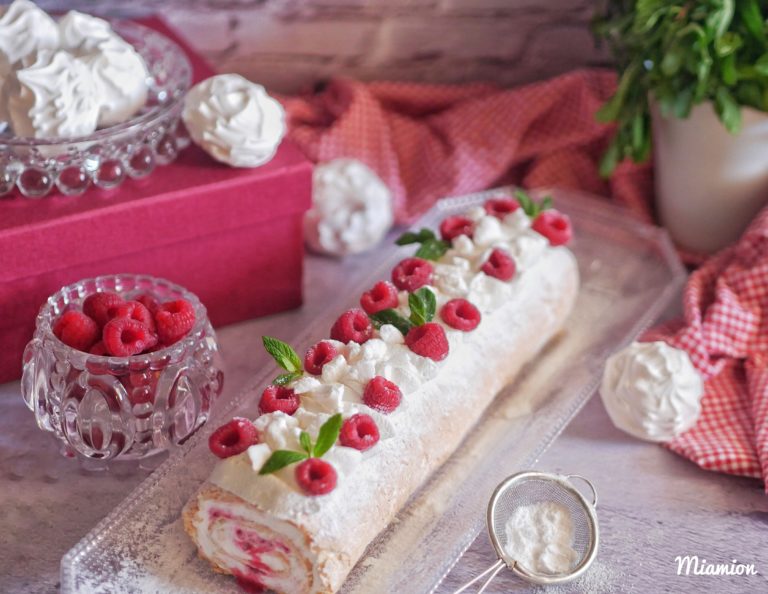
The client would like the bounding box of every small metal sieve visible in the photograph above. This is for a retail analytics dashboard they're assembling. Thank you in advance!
[453,471,599,593]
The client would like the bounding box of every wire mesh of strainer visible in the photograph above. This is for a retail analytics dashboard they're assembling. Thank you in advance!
[453,471,599,594]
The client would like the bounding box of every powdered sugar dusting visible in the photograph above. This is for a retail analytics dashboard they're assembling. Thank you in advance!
[502,501,578,575]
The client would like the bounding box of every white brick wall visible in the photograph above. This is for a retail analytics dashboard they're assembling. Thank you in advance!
[32,0,609,92]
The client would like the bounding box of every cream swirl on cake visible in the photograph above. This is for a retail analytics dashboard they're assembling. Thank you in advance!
[305,159,394,256]
[600,340,704,442]
[182,74,287,168]
[4,50,100,138]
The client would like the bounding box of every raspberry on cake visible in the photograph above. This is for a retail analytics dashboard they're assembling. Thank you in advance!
[532,209,572,246]
[405,322,449,361]
[481,248,517,281]
[362,376,402,413]
[391,257,433,292]
[439,215,474,241]
[440,299,481,331]
[304,341,338,375]
[330,309,373,344]
[259,385,300,415]
[484,197,519,219]
[295,458,337,496]
[360,281,399,315]
[339,414,380,451]
[209,418,259,459]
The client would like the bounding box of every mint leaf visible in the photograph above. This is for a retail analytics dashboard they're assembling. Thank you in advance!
[313,413,343,458]
[299,431,313,456]
[515,189,536,217]
[415,238,450,261]
[396,228,435,246]
[258,450,308,475]
[273,372,302,386]
[408,287,436,326]
[369,309,413,335]
[262,336,303,374]
[515,189,553,218]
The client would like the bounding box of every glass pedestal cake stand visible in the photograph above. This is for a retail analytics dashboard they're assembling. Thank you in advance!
[61,188,686,594]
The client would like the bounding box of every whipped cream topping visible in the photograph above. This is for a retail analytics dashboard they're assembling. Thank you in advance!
[600,341,704,442]
[213,200,559,499]
[4,49,100,138]
[182,74,286,168]
[304,159,394,256]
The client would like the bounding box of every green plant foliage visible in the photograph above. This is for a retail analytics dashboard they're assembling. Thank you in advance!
[593,0,768,175]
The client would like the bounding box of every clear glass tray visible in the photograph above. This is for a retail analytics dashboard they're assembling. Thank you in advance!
[61,188,686,594]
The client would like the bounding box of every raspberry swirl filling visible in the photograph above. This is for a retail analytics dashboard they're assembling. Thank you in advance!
[198,500,316,593]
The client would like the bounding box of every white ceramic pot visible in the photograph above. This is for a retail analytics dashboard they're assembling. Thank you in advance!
[652,101,768,253]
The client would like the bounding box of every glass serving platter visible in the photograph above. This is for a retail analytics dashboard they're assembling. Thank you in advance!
[61,188,686,594]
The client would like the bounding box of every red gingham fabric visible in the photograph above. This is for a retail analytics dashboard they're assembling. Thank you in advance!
[645,209,768,487]
[282,69,653,224]
[282,69,768,488]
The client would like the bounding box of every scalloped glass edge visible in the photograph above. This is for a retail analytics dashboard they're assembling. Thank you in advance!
[60,187,686,594]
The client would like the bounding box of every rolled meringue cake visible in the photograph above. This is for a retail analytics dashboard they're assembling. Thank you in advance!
[183,193,579,593]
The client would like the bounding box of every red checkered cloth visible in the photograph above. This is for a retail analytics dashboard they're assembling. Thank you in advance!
[644,209,768,487]
[282,68,768,488]
[282,69,653,224]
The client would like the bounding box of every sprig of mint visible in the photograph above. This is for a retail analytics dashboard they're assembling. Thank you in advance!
[262,336,303,386]
[395,227,450,261]
[369,309,414,335]
[515,189,553,219]
[258,413,343,475]
[368,287,436,332]
[408,287,436,326]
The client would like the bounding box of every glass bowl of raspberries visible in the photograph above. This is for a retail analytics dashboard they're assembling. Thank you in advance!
[21,273,224,470]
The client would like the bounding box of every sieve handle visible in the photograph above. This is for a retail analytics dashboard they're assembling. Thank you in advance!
[451,559,504,594]
[566,474,598,507]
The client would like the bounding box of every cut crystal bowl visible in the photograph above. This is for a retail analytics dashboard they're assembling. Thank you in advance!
[21,274,224,471]
[0,20,193,199]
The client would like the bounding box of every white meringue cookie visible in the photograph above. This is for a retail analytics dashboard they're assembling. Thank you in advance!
[304,158,394,256]
[0,0,59,65]
[600,341,704,442]
[79,36,149,127]
[182,74,286,168]
[58,10,114,53]
[0,0,60,119]
[4,49,99,138]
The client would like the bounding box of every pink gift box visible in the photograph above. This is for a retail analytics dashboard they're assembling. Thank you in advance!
[0,18,312,383]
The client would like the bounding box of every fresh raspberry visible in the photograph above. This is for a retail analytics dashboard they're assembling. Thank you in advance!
[304,341,338,375]
[363,376,402,414]
[53,310,100,352]
[295,458,337,496]
[259,385,300,415]
[208,417,259,459]
[102,317,158,357]
[532,209,572,246]
[391,258,433,292]
[114,300,156,332]
[484,197,520,219]
[439,215,475,241]
[440,299,482,331]
[155,299,196,345]
[82,291,124,327]
[89,341,108,356]
[481,248,516,281]
[330,308,373,344]
[360,281,399,315]
[405,322,449,361]
[339,413,380,451]
[134,293,159,315]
